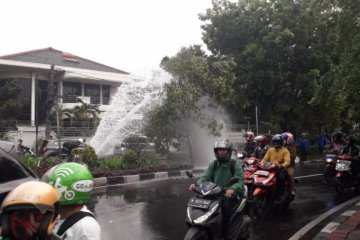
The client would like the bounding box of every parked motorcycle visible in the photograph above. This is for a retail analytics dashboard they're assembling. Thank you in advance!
[324,153,337,185]
[184,171,252,240]
[334,155,359,194]
[250,162,294,217]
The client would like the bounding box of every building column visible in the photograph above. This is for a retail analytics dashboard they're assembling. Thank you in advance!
[31,73,36,126]
[100,82,103,105]
[58,80,63,104]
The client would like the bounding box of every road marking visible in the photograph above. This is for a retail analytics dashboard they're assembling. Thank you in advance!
[341,210,356,216]
[320,222,340,233]
[295,173,323,179]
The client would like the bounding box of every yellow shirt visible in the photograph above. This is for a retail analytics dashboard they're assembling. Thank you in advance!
[261,146,291,168]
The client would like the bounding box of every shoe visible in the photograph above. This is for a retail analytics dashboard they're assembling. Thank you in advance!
[291,191,296,196]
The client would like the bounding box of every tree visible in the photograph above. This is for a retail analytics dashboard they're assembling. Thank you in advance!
[0,80,23,120]
[199,0,341,133]
[143,45,237,152]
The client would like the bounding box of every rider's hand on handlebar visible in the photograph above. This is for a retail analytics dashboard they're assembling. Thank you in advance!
[189,184,196,191]
[225,189,235,197]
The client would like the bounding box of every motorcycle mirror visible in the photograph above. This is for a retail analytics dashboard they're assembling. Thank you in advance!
[185,171,194,178]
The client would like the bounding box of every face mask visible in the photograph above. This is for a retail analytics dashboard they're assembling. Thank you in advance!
[10,209,45,240]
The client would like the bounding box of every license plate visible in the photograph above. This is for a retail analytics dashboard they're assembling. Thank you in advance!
[253,170,269,176]
[188,198,211,209]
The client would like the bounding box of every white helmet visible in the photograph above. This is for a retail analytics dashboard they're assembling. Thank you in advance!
[78,138,84,143]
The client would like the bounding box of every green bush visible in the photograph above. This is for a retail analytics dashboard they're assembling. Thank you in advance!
[42,156,62,167]
[100,155,124,169]
[23,155,39,168]
[137,153,159,167]
[122,149,138,168]
[73,145,98,168]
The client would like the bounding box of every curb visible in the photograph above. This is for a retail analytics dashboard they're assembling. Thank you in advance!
[93,159,323,187]
[289,196,360,240]
[93,169,205,187]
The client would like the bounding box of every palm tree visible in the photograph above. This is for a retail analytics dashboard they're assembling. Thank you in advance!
[72,99,101,127]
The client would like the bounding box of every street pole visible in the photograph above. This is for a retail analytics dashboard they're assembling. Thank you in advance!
[255,106,259,136]
[35,79,39,155]
[45,64,56,139]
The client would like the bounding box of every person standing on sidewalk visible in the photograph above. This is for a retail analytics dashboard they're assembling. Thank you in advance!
[42,162,101,240]
[298,134,311,162]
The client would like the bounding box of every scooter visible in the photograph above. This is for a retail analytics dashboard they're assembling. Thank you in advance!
[251,162,294,217]
[184,171,252,240]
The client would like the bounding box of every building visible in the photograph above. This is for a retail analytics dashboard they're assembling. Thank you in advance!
[0,47,130,146]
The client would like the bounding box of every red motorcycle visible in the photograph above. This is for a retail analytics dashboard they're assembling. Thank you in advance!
[324,153,337,184]
[242,156,260,193]
[250,162,293,217]
[334,155,358,194]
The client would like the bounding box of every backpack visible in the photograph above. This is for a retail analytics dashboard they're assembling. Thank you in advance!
[56,211,95,236]
[212,159,237,178]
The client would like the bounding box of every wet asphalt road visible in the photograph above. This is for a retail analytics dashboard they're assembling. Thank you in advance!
[88,162,360,240]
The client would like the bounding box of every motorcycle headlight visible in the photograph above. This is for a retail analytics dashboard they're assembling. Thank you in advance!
[335,160,351,171]
[193,203,219,224]
[246,159,255,165]
[326,158,333,163]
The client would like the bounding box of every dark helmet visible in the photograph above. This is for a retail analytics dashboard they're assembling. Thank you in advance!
[331,130,343,140]
[272,134,283,148]
[214,139,233,162]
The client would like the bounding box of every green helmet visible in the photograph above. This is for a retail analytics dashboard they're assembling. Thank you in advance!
[42,162,93,206]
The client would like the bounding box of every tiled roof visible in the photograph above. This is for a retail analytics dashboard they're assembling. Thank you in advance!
[0,47,128,74]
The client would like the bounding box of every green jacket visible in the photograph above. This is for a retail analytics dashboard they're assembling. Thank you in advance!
[197,159,245,196]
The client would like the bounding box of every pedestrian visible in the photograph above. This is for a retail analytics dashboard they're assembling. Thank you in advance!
[298,134,311,162]
[189,138,245,239]
[0,181,60,240]
[42,162,101,240]
[317,133,328,154]
[16,139,26,161]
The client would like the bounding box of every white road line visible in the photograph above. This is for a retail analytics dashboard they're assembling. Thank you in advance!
[295,173,323,179]
[320,222,340,233]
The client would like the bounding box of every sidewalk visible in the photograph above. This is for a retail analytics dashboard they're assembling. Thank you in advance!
[290,196,360,240]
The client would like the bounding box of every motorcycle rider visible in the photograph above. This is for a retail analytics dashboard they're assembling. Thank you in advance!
[189,138,245,240]
[62,138,85,162]
[281,132,297,195]
[339,135,360,183]
[253,135,269,159]
[42,162,100,240]
[244,131,257,157]
[325,131,346,154]
[261,134,291,202]
[0,181,60,240]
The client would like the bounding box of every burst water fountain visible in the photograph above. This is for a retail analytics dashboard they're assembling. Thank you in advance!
[90,70,170,157]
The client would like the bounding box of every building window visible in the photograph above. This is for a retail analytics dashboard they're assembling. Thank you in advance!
[63,81,81,103]
[102,85,110,105]
[85,84,100,104]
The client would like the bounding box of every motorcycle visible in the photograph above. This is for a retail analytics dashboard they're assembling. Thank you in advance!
[334,155,359,194]
[250,162,294,217]
[324,153,337,185]
[242,156,260,195]
[184,171,252,240]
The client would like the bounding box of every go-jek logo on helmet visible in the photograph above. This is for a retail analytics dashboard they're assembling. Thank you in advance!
[54,166,74,178]
[72,180,93,192]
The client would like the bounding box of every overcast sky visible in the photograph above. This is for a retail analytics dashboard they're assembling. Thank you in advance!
[0,0,212,75]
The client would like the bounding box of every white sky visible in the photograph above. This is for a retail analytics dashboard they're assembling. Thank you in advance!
[0,0,212,75]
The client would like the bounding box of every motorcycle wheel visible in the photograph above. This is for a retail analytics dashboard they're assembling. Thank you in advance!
[324,169,335,185]
[335,177,346,194]
[184,226,210,240]
[237,215,253,240]
[253,195,269,218]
